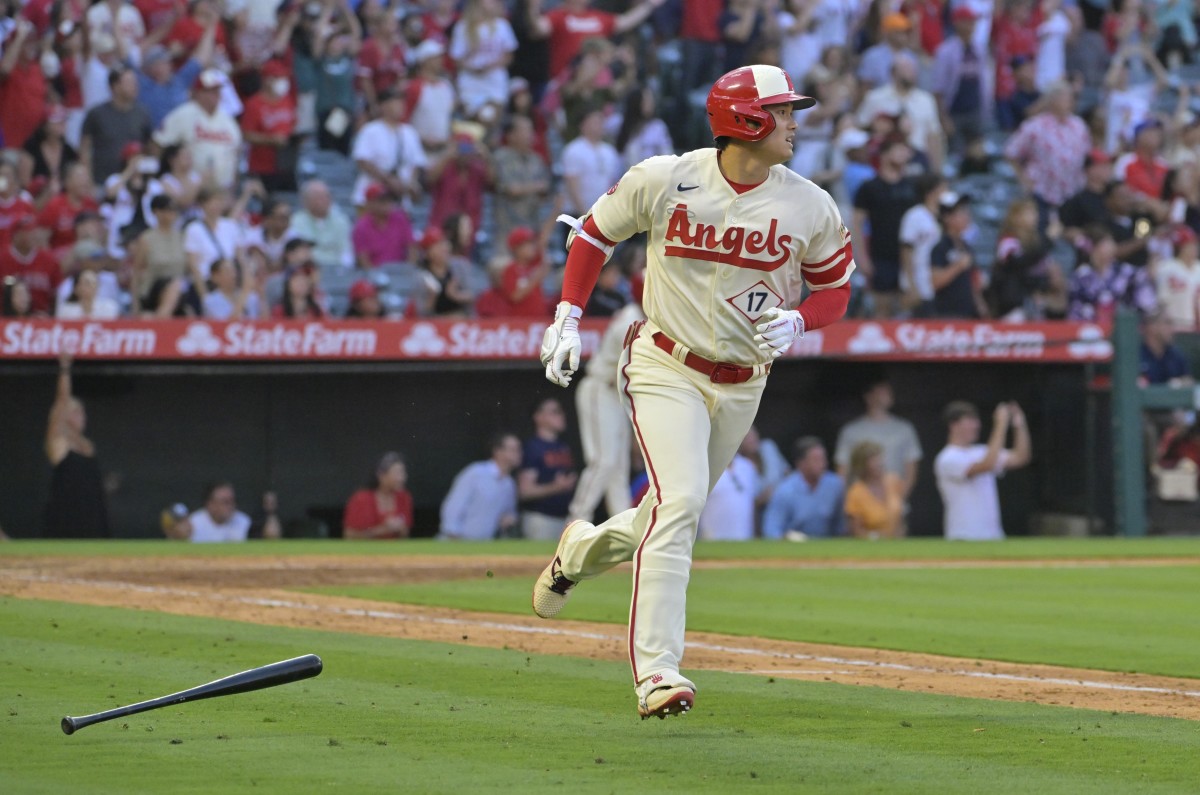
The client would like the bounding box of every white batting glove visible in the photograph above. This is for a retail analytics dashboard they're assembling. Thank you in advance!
[540,301,583,387]
[753,307,804,358]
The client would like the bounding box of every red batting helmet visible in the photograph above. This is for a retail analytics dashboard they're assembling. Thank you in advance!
[707,65,815,143]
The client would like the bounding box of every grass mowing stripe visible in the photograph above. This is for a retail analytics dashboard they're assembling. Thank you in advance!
[2,597,1198,795]
[312,565,1200,679]
[3,537,1200,559]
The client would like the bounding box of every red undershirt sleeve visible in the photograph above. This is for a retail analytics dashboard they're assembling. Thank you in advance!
[559,217,616,309]
[797,282,851,331]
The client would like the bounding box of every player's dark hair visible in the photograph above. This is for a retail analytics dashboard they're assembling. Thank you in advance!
[714,136,731,151]
[942,401,978,427]
[792,436,824,463]
[201,480,235,504]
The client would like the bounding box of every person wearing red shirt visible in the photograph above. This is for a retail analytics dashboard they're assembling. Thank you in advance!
[134,0,184,34]
[992,0,1041,104]
[427,134,491,235]
[0,21,50,150]
[498,226,552,317]
[342,452,415,539]
[1117,119,1170,202]
[356,12,408,115]
[0,161,37,249]
[24,0,89,36]
[241,61,298,192]
[164,0,227,68]
[37,163,98,253]
[531,0,667,80]
[0,215,61,314]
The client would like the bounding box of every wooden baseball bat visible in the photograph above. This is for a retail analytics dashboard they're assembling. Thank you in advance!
[61,654,323,735]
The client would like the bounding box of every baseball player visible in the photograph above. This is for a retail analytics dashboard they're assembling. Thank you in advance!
[567,264,645,523]
[533,65,855,720]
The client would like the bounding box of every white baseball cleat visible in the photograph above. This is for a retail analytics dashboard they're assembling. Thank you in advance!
[638,686,696,720]
[531,521,587,619]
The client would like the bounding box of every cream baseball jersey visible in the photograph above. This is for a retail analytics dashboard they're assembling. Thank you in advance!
[587,148,855,364]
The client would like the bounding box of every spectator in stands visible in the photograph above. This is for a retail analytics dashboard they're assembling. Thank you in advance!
[557,37,632,143]
[1161,164,1200,233]
[991,198,1068,320]
[313,10,362,156]
[353,185,414,270]
[155,68,243,190]
[998,55,1042,132]
[583,259,626,317]
[356,9,406,118]
[345,279,388,319]
[185,185,247,293]
[1004,81,1091,226]
[560,107,623,240]
[243,197,295,277]
[43,352,111,538]
[0,215,59,314]
[1103,179,1154,268]
[1068,224,1157,321]
[898,173,945,317]
[164,481,282,543]
[529,0,666,83]
[450,0,519,127]
[492,115,551,247]
[931,6,989,147]
[935,400,1031,540]
[1102,42,1170,154]
[615,85,674,170]
[24,107,79,191]
[86,0,145,57]
[1118,119,1170,204]
[2,276,35,317]
[274,262,325,319]
[416,227,473,317]
[518,397,578,540]
[864,52,945,172]
[131,195,190,317]
[137,26,214,128]
[835,375,923,508]
[48,21,87,148]
[857,12,914,91]
[1167,113,1200,169]
[697,447,759,541]
[1035,0,1072,91]
[832,127,874,220]
[80,65,153,187]
[406,39,456,157]
[56,269,120,319]
[492,226,551,317]
[156,144,202,215]
[0,18,49,151]
[241,61,298,193]
[1139,308,1192,386]
[763,437,846,540]
[505,76,550,160]
[1155,226,1200,329]
[931,191,988,318]
[843,440,904,539]
[0,160,35,248]
[719,0,777,76]
[1060,148,1114,244]
[852,135,917,318]
[427,134,492,236]
[439,431,522,540]
[739,425,790,531]
[442,211,480,264]
[56,244,120,316]
[37,163,97,254]
[342,451,414,540]
[992,0,1040,125]
[290,180,354,270]
[351,88,428,207]
[203,257,263,320]
[1065,11,1109,94]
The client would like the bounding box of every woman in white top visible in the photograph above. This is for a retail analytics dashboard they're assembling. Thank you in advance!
[157,144,203,218]
[614,87,674,170]
[184,186,244,292]
[449,0,518,123]
[56,270,120,319]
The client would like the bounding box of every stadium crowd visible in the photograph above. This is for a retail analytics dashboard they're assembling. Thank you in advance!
[0,0,1196,326]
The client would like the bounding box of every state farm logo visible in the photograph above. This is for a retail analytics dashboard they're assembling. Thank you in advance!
[401,322,447,356]
[1067,324,1112,359]
[847,323,895,354]
[176,322,222,356]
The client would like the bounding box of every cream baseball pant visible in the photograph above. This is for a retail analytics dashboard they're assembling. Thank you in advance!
[557,325,767,687]
[568,374,633,521]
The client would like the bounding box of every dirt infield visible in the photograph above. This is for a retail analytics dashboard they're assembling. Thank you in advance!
[3,554,1199,720]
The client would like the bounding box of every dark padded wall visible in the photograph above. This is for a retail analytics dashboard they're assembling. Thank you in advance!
[0,360,1101,538]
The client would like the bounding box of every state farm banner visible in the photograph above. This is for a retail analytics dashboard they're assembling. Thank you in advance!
[0,318,1112,362]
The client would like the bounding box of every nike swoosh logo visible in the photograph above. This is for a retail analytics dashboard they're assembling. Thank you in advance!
[677,183,699,191]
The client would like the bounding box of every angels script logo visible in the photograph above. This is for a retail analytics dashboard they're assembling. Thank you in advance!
[663,204,792,271]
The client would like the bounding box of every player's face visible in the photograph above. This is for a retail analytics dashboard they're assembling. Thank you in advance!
[760,104,798,165]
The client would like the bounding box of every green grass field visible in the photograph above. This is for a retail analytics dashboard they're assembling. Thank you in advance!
[3,538,1200,793]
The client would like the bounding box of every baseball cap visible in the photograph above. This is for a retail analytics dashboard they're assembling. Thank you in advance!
[414,39,445,62]
[507,226,537,251]
[508,76,530,95]
[284,237,315,254]
[120,141,143,162]
[144,45,171,66]
[377,87,404,104]
[1011,54,1033,69]
[261,60,290,79]
[951,6,977,23]
[1084,148,1112,168]
[349,279,378,302]
[13,214,38,231]
[73,210,101,226]
[881,12,911,32]
[91,32,116,54]
[1133,118,1163,139]
[938,191,970,212]
[364,183,391,202]
[194,68,224,91]
[1171,226,1198,249]
[150,194,176,212]
[418,227,445,249]
[836,127,870,152]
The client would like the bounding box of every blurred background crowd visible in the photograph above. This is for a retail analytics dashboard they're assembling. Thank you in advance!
[0,0,1196,327]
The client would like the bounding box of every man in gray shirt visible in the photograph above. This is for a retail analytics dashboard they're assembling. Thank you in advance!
[81,66,153,186]
[439,433,522,540]
[835,377,923,497]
